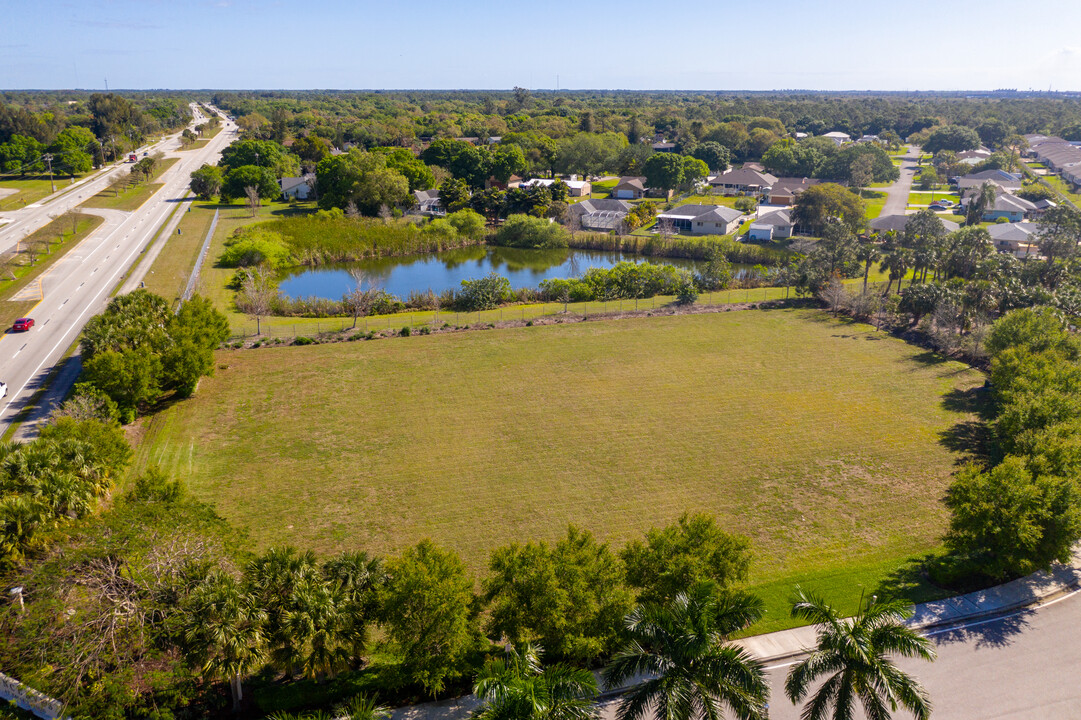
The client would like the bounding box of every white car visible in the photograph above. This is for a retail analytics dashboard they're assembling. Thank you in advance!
[0,382,7,399]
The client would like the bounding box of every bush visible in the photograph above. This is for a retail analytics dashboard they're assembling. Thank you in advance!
[294,336,314,345]
[456,273,511,311]
[400,326,411,337]
[219,226,292,269]
[674,270,699,304]
[492,214,569,249]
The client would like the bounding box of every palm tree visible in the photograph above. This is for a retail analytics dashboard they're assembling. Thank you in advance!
[334,693,391,720]
[474,642,598,720]
[855,240,880,295]
[284,578,350,681]
[183,571,267,712]
[784,588,936,720]
[603,585,768,720]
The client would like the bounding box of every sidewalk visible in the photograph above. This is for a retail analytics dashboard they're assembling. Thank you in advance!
[391,553,1081,720]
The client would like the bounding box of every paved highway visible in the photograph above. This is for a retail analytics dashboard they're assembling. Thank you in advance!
[0,103,214,253]
[0,104,236,435]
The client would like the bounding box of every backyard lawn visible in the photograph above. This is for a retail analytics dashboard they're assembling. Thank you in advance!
[134,307,984,632]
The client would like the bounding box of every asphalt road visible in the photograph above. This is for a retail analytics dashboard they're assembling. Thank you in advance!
[0,105,212,253]
[880,144,920,217]
[0,104,236,435]
[593,589,1081,720]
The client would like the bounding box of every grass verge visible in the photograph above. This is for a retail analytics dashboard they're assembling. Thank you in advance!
[81,158,179,211]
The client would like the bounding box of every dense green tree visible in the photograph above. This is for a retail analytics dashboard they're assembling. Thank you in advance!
[785,589,935,720]
[315,149,411,213]
[381,540,478,695]
[48,126,96,174]
[923,125,981,154]
[377,147,436,191]
[820,143,898,184]
[189,163,224,200]
[490,143,528,184]
[553,132,626,179]
[603,585,769,720]
[944,457,1081,581]
[292,135,331,163]
[976,118,1011,148]
[220,138,290,173]
[690,141,731,172]
[1036,205,1081,266]
[484,526,634,664]
[223,164,281,202]
[438,177,471,213]
[643,152,686,192]
[620,512,751,605]
[0,134,45,174]
[791,183,867,235]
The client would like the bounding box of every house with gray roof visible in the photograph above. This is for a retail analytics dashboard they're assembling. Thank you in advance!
[567,199,633,231]
[869,214,960,235]
[960,187,1037,222]
[281,174,316,200]
[748,210,793,240]
[767,177,819,205]
[612,176,647,199]
[412,188,443,216]
[709,168,778,197]
[988,222,1039,257]
[656,204,744,236]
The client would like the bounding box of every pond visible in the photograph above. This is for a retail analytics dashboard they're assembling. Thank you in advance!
[277,246,744,301]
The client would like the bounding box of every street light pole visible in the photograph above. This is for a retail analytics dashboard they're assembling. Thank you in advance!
[43,153,55,193]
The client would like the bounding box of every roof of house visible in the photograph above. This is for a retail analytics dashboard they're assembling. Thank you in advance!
[869,214,960,234]
[988,222,1038,243]
[658,204,743,223]
[752,210,792,227]
[742,162,766,172]
[413,188,440,203]
[770,177,819,195]
[993,193,1037,213]
[710,168,778,187]
[571,199,633,216]
[614,176,647,191]
[651,142,677,150]
[962,169,1023,182]
[822,131,851,139]
[280,176,313,192]
[1033,199,1057,210]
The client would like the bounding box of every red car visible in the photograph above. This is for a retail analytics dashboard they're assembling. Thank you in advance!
[12,318,34,332]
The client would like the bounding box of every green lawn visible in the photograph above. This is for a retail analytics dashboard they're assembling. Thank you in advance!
[861,189,887,219]
[673,194,743,209]
[81,158,179,211]
[907,190,960,207]
[1043,174,1081,207]
[140,202,217,305]
[0,175,87,211]
[134,308,984,633]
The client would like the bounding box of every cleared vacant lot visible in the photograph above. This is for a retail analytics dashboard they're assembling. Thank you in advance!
[136,308,984,631]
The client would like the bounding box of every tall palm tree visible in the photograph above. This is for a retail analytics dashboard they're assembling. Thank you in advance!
[183,571,268,712]
[855,240,880,295]
[784,588,936,720]
[603,585,768,720]
[284,578,350,681]
[474,642,598,720]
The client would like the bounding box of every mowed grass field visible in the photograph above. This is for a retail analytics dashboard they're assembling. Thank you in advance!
[136,308,983,632]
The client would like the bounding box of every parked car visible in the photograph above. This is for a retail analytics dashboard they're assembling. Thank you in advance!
[12,317,34,332]
[0,382,7,399]
[936,199,954,207]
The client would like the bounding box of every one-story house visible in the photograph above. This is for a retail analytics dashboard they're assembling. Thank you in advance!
[656,204,744,235]
[869,214,960,235]
[988,222,1039,258]
[955,169,1022,193]
[748,210,793,240]
[960,188,1037,223]
[412,188,443,216]
[567,199,633,231]
[822,131,851,146]
[281,175,316,200]
[708,168,778,196]
[651,141,677,152]
[612,176,648,199]
[767,177,819,205]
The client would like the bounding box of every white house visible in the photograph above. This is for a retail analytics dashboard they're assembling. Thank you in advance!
[822,131,851,146]
[656,204,744,236]
[281,175,315,200]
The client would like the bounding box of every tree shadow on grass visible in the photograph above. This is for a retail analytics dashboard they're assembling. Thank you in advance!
[939,385,996,465]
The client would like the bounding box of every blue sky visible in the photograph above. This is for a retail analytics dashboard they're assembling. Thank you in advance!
[4,0,1081,91]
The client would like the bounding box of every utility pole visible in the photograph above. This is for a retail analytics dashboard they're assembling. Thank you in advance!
[43,153,55,193]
